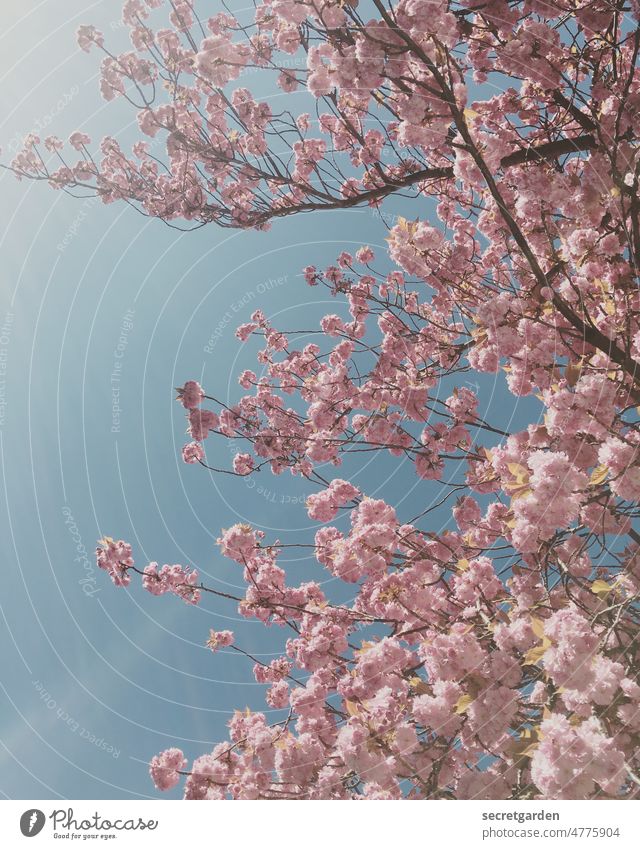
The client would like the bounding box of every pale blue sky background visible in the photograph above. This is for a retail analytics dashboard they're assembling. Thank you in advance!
[0,1,538,799]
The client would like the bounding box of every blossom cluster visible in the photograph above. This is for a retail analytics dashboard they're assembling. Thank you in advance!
[10,0,640,801]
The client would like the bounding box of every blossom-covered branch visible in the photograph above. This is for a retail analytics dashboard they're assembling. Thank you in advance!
[9,0,640,800]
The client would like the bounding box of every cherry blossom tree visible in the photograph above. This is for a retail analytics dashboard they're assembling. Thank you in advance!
[8,0,640,799]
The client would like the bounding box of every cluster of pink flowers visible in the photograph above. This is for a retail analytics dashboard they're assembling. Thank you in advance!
[306,479,360,522]
[142,562,201,604]
[531,715,626,799]
[176,380,204,409]
[207,630,234,653]
[149,747,187,792]
[95,538,133,587]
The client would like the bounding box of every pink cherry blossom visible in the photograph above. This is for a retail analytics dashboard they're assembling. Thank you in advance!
[149,748,187,791]
[95,538,133,587]
[207,630,234,652]
[176,380,205,409]
[12,0,640,802]
[182,441,204,464]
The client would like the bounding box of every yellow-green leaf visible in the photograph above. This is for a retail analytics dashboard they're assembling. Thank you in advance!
[590,464,609,486]
[510,486,533,502]
[522,636,552,666]
[590,579,613,597]
[409,676,430,696]
[510,725,541,760]
[523,645,546,666]
[507,462,529,482]
[345,700,361,717]
[530,617,546,640]
[455,694,474,714]
[564,361,582,387]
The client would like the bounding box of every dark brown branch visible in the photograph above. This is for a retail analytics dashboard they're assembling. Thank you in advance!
[500,134,597,168]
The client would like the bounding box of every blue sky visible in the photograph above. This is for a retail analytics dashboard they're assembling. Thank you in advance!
[0,1,541,799]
